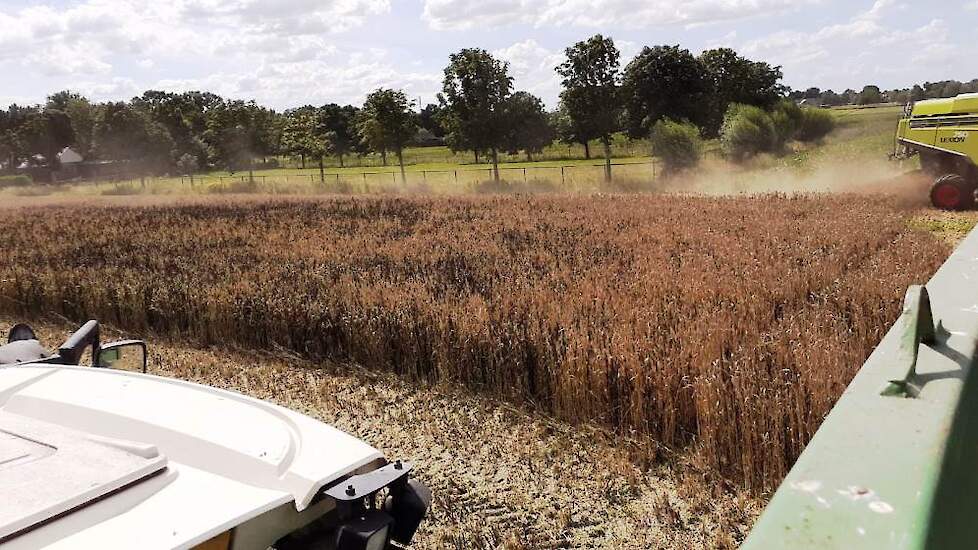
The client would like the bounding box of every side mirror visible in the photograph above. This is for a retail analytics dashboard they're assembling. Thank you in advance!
[95,340,148,373]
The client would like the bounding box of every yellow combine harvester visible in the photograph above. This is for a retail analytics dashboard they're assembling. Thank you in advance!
[895,93,978,210]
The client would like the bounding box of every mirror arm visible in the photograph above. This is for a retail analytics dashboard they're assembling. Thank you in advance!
[58,320,100,366]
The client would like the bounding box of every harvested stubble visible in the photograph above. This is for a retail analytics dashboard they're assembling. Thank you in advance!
[0,195,948,491]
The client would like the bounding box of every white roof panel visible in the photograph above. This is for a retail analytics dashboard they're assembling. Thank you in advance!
[0,365,383,548]
[0,414,167,541]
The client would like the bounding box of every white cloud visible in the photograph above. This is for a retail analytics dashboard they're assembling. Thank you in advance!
[0,0,395,107]
[153,49,441,108]
[423,0,817,30]
[738,1,962,91]
[493,39,563,104]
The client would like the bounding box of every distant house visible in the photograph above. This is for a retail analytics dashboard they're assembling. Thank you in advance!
[56,147,86,179]
[58,147,83,165]
[798,98,829,109]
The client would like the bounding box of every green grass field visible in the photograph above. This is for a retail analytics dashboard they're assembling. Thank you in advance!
[780,105,904,169]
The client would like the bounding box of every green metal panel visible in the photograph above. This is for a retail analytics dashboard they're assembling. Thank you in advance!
[896,94,978,160]
[911,94,978,117]
[743,224,978,549]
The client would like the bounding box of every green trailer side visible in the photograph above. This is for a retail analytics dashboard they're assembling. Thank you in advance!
[743,224,978,549]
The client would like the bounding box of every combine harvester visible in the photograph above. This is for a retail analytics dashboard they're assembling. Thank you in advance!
[894,93,978,210]
[0,321,429,549]
[744,209,978,544]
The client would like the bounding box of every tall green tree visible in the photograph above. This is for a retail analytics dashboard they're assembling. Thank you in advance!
[94,102,174,182]
[441,48,513,181]
[132,90,212,164]
[20,109,75,169]
[621,45,713,138]
[281,106,317,169]
[48,91,99,159]
[357,89,417,183]
[552,102,591,159]
[418,103,446,138]
[500,91,554,162]
[858,85,883,105]
[204,100,273,181]
[699,48,784,136]
[556,34,622,181]
[0,105,33,169]
[319,104,359,167]
[281,107,334,182]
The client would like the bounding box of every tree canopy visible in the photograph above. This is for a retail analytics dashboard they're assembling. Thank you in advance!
[357,89,417,181]
[556,34,622,180]
[500,91,554,162]
[621,45,713,138]
[441,48,513,181]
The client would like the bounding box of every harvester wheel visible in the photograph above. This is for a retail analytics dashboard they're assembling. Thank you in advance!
[930,174,976,211]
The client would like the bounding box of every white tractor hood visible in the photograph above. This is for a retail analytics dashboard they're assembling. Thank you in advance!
[0,365,383,549]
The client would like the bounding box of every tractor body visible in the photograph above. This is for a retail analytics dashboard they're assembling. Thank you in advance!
[0,321,431,550]
[895,93,978,209]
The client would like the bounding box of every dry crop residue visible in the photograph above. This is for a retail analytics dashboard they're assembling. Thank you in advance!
[0,194,949,492]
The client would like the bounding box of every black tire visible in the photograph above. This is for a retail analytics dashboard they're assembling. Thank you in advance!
[930,174,976,211]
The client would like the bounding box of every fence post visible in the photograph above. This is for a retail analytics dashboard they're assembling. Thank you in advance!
[561,166,565,186]
[454,170,458,184]
[523,167,527,182]
[423,171,427,182]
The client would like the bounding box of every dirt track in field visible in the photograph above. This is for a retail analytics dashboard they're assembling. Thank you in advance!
[3,319,760,550]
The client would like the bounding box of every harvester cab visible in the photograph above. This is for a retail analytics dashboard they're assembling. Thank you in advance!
[0,321,431,550]
[894,92,978,210]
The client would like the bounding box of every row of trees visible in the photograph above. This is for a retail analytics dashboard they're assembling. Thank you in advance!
[789,79,978,107]
[437,37,784,181]
[3,36,792,183]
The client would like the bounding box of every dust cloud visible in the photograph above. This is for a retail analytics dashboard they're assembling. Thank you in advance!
[658,156,932,207]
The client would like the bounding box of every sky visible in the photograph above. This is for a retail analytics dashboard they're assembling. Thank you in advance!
[1,0,977,111]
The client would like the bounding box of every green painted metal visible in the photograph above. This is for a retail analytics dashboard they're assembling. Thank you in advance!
[743,224,978,549]
[895,93,978,161]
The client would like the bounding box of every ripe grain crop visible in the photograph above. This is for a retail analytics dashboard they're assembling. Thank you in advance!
[0,195,948,490]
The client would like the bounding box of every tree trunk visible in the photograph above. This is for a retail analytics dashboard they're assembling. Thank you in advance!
[526,151,533,162]
[491,148,500,182]
[602,136,612,183]
[381,150,388,167]
[397,148,406,184]
[583,141,591,160]
[339,153,345,168]
[300,154,306,169]
[474,150,480,163]
[319,157,325,183]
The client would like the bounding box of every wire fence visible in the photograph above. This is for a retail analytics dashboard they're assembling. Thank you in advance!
[175,162,660,191]
[273,142,654,170]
